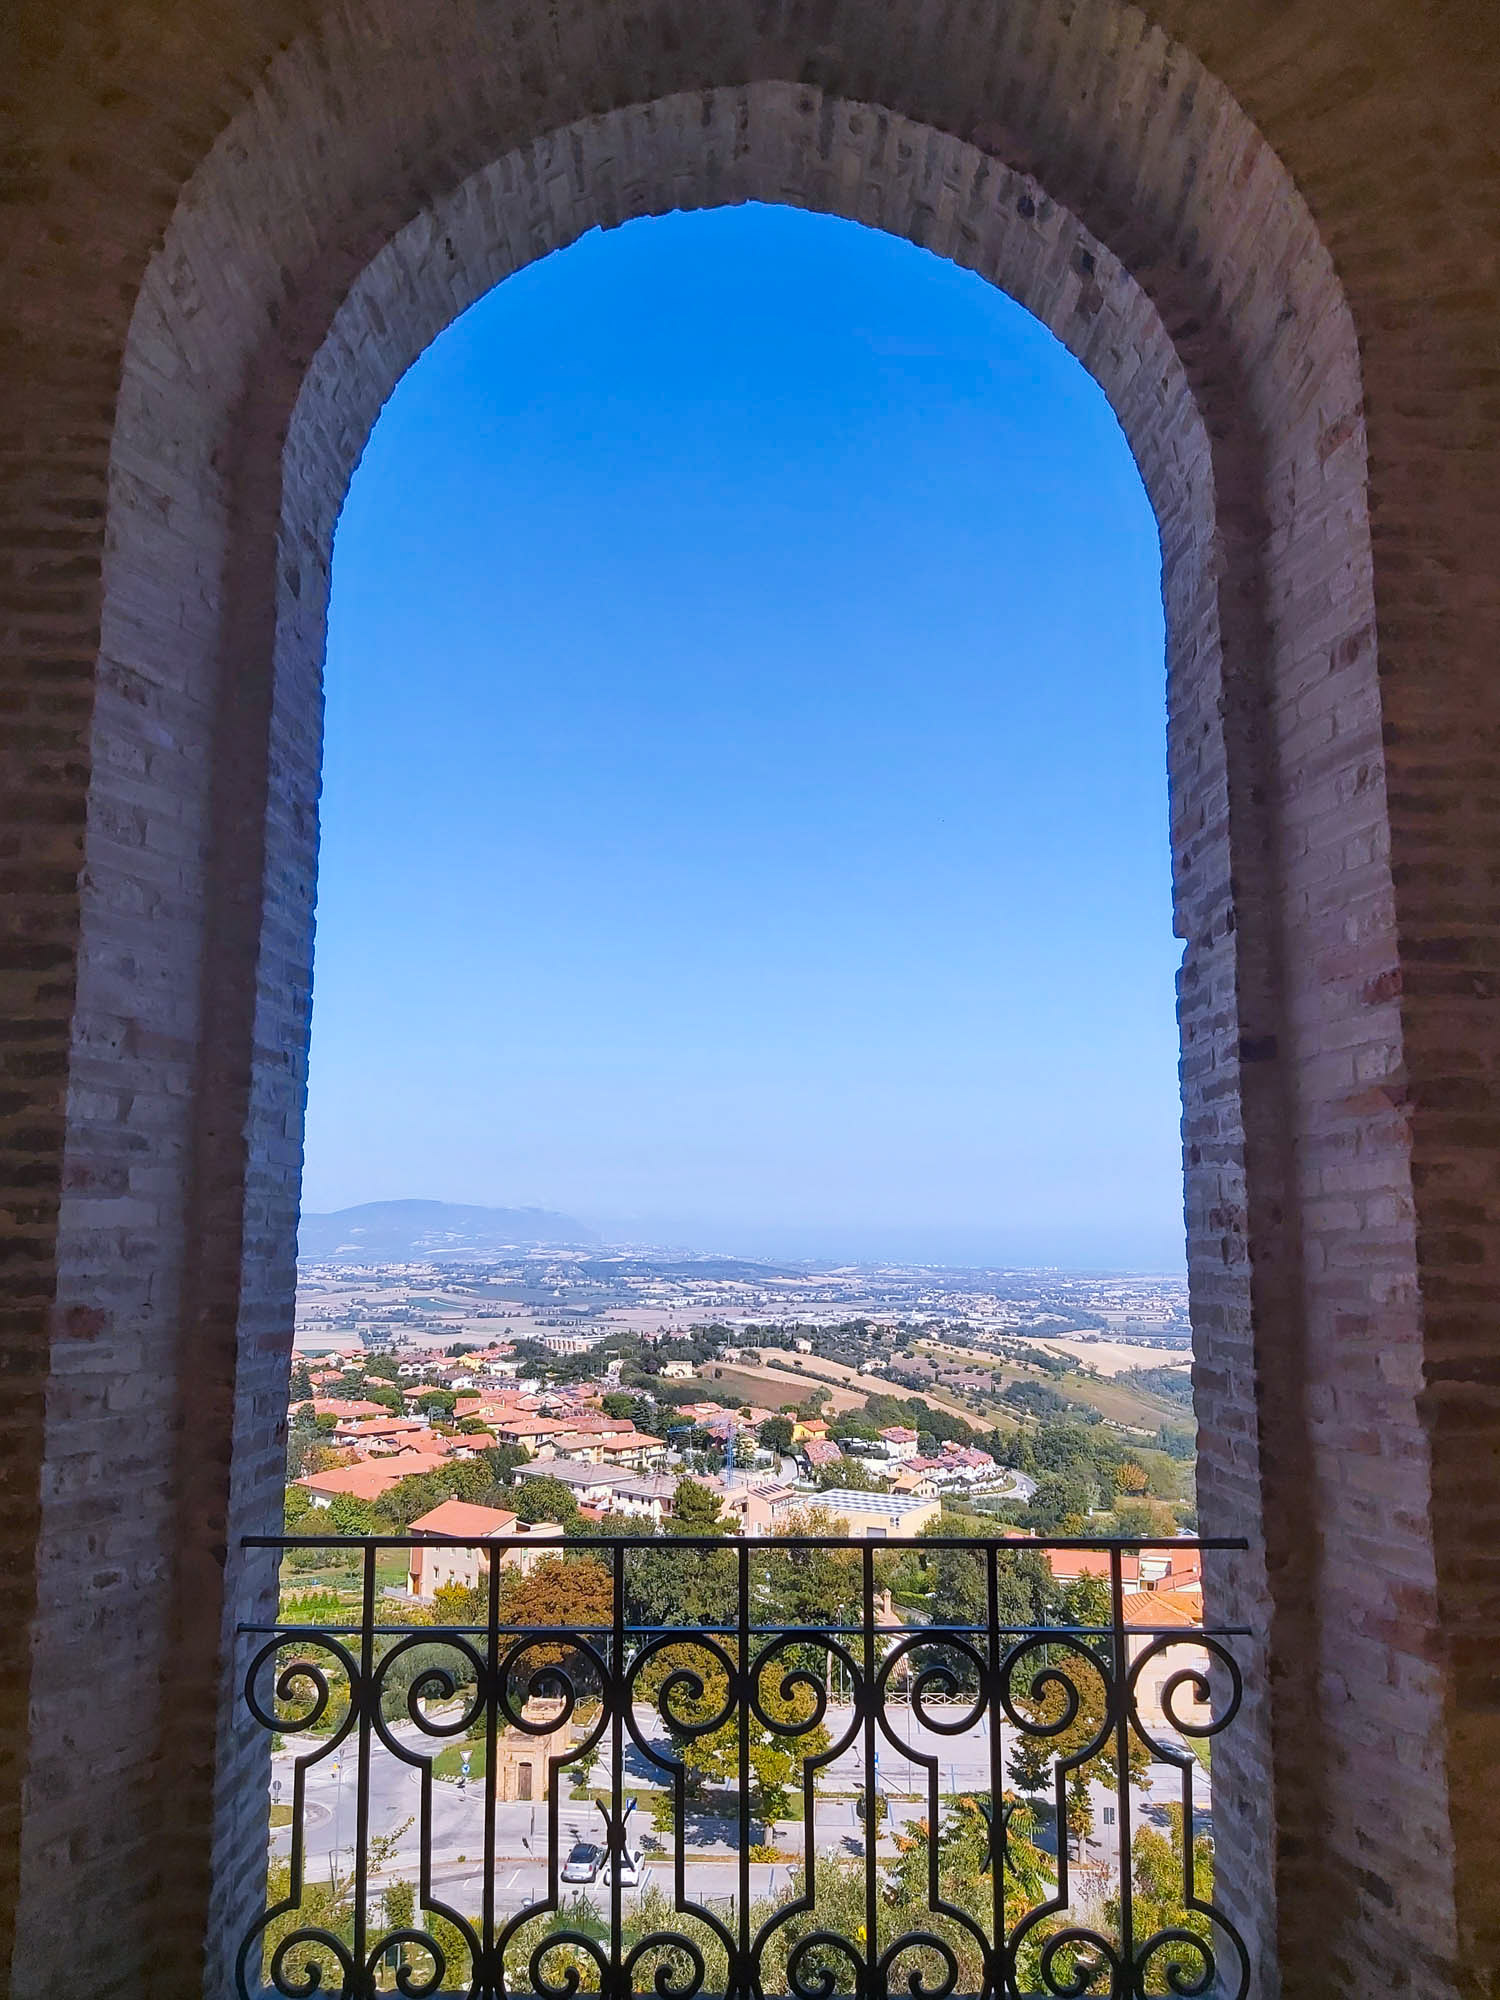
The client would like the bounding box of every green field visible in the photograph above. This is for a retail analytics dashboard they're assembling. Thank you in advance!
[910,1339,1188,1437]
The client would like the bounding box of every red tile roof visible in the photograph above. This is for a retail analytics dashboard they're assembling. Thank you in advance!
[408,1499,519,1538]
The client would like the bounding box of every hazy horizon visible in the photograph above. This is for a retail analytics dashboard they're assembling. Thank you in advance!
[303,204,1183,1275]
[298,1192,1188,1275]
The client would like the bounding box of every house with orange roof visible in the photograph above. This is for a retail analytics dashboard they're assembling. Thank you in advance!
[1045,1543,1202,1592]
[331,1415,435,1456]
[293,1397,390,1421]
[889,1465,940,1498]
[801,1438,843,1472]
[296,1448,449,1507]
[1121,1582,1210,1736]
[404,1499,565,1600]
[487,1415,572,1455]
[877,1426,920,1461]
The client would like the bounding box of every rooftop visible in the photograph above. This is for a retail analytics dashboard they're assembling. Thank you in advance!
[408,1499,519,1538]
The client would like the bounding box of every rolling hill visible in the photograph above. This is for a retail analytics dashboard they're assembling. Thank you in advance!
[298,1199,598,1262]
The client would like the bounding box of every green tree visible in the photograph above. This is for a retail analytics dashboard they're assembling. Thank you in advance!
[670,1477,728,1536]
[286,1404,324,1480]
[626,1543,738,1628]
[327,1492,376,1535]
[1024,1470,1098,1534]
[511,1474,581,1526]
[827,1790,1058,1995]
[1111,1496,1179,1538]
[816,1455,889,1494]
[663,1649,831,1827]
[757,1415,795,1455]
[289,1359,315,1402]
[372,1457,505,1529]
[1006,1575,1149,1847]
[1105,1805,1217,1997]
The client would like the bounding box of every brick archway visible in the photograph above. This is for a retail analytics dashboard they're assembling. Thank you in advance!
[4,3,1495,1997]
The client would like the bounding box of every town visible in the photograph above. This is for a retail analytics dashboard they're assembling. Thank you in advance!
[266,1250,1212,1976]
[286,1249,1196,1548]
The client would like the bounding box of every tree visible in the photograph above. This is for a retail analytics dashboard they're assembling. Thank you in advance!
[327,1492,377,1535]
[757,1415,795,1456]
[1024,1470,1097,1535]
[626,1543,739,1629]
[670,1477,728,1537]
[1105,1805,1216,1996]
[289,1359,315,1402]
[415,1388,456,1416]
[663,1649,831,1827]
[286,1410,324,1481]
[372,1453,525,1530]
[283,1483,313,1528]
[764,1506,864,1632]
[499,1554,614,1636]
[885,1790,1052,1962]
[816,1456,889,1494]
[1112,1496,1179,1537]
[511,1475,580,1527]
[917,1533,1057,1633]
[602,1391,654,1426]
[1006,1575,1149,1848]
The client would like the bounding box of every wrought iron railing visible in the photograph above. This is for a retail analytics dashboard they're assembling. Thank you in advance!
[238,1533,1250,1998]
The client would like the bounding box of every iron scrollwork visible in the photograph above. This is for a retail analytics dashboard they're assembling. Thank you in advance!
[236,1531,1252,1997]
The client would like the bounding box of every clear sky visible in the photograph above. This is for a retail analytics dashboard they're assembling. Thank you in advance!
[304,202,1184,1270]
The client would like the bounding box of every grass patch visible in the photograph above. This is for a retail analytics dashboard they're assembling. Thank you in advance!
[434,1742,488,1783]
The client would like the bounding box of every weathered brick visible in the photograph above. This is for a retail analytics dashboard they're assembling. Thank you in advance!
[1,3,1497,1997]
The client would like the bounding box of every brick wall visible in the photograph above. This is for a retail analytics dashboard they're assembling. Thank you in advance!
[1,2,1496,1995]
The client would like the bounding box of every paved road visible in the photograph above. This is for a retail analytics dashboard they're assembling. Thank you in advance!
[271,1701,1209,1917]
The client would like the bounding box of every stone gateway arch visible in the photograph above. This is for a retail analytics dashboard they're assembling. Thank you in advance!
[1,2,1497,1995]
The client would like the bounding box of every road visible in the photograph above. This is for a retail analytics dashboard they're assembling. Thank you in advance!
[270,1702,1210,1918]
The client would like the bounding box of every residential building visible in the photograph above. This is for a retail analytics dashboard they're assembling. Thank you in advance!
[296,1449,451,1507]
[878,1426,920,1461]
[404,1501,564,1600]
[1121,1584,1210,1735]
[800,1439,843,1474]
[810,1490,942,1539]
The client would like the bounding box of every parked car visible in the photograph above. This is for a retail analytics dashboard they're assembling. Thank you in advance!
[603,1847,643,1888]
[561,1842,602,1884]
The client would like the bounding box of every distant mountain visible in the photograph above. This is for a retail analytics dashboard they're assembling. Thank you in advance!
[298,1199,598,1262]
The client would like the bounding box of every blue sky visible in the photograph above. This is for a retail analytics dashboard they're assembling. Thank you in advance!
[305,202,1183,1269]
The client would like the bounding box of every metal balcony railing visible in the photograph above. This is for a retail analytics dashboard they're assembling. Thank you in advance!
[237,1533,1250,1999]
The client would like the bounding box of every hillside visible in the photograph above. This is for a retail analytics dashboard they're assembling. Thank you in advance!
[298,1199,598,1262]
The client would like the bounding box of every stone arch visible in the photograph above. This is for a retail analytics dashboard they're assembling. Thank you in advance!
[10,2,1466,1995]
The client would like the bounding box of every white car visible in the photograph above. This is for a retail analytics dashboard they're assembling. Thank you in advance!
[561,1841,602,1884]
[602,1847,644,1888]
